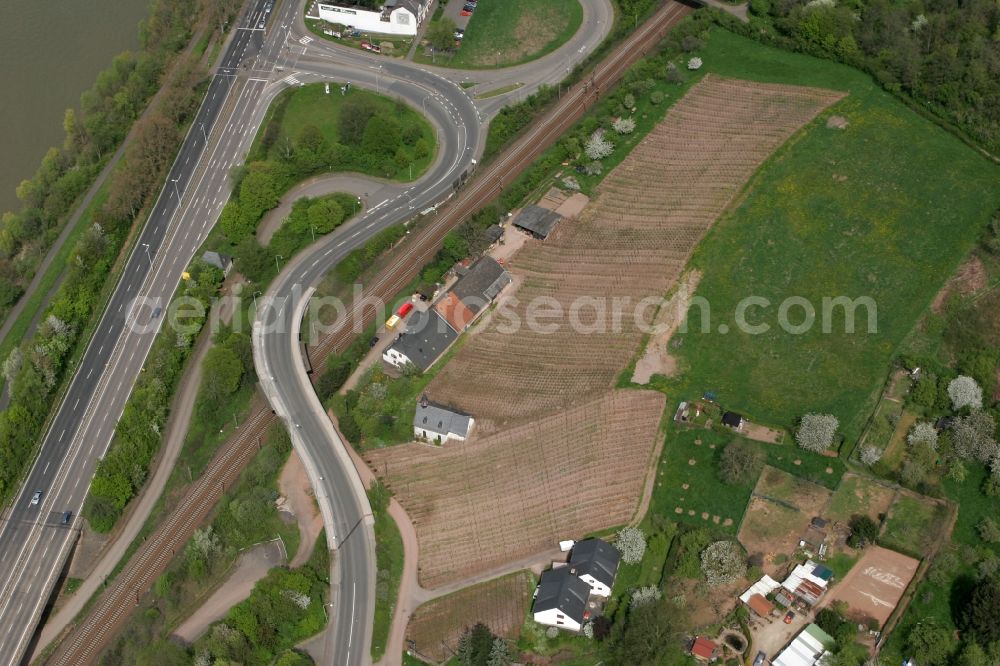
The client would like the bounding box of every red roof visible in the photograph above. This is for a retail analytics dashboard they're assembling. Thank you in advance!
[692,636,717,659]
[433,292,475,333]
[748,593,774,616]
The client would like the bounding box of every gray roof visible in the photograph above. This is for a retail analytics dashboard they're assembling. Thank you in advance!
[485,224,503,244]
[569,538,620,589]
[513,205,562,239]
[389,310,456,372]
[414,400,472,439]
[451,256,510,314]
[202,251,233,271]
[533,567,590,623]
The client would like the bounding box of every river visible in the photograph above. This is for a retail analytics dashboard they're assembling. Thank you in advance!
[0,0,151,216]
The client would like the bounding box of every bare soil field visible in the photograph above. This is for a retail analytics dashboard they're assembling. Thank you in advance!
[365,391,665,587]
[824,545,919,626]
[406,571,534,663]
[426,75,845,429]
[739,467,833,563]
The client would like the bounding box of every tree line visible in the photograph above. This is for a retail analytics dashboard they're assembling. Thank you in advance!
[735,0,1000,156]
[0,0,241,505]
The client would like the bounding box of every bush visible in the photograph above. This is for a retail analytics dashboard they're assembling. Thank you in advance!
[847,514,879,548]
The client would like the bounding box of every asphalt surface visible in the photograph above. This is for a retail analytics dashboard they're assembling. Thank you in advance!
[0,0,288,662]
[0,0,615,662]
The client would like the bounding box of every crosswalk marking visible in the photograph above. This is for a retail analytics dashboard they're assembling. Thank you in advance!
[298,35,313,45]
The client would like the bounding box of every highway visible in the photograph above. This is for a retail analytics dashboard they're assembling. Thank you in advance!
[0,0,288,662]
[0,0,620,661]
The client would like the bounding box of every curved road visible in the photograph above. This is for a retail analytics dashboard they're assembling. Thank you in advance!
[0,0,615,662]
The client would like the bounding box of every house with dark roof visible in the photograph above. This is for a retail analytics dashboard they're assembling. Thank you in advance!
[201,251,233,276]
[512,205,563,239]
[532,567,591,632]
[568,538,620,597]
[722,411,746,430]
[451,256,510,314]
[413,395,473,442]
[382,310,456,372]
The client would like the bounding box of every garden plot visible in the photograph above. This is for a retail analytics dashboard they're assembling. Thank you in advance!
[365,391,664,587]
[426,75,846,429]
[825,473,896,524]
[406,571,534,663]
[880,492,951,557]
[738,466,832,561]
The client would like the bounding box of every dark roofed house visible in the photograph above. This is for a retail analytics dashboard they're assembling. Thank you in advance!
[382,310,457,372]
[722,411,746,431]
[484,224,504,246]
[451,256,511,314]
[202,251,233,276]
[413,395,473,442]
[513,204,563,239]
[532,567,591,632]
[568,538,620,597]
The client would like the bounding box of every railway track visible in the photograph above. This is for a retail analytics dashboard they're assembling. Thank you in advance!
[46,2,692,661]
[311,0,692,360]
[48,407,275,664]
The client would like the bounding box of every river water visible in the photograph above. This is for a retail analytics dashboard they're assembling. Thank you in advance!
[0,0,151,216]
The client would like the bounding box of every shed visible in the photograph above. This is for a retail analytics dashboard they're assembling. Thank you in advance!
[450,256,510,313]
[202,251,233,276]
[691,636,718,661]
[722,411,745,430]
[512,205,563,239]
[747,593,774,617]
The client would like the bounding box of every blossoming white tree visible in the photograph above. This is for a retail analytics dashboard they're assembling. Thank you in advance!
[701,540,746,586]
[948,375,983,411]
[796,413,839,452]
[907,422,939,450]
[612,117,636,135]
[615,526,646,564]
[585,131,614,160]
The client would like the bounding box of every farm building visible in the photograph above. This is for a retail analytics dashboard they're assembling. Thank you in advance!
[798,525,828,558]
[567,538,620,597]
[383,310,457,372]
[433,291,476,332]
[532,567,591,632]
[451,256,511,314]
[690,636,720,661]
[315,0,429,36]
[413,396,473,442]
[201,251,233,275]
[484,224,504,246]
[740,574,780,617]
[772,623,835,666]
[781,561,830,606]
[512,205,563,239]
[722,411,745,430]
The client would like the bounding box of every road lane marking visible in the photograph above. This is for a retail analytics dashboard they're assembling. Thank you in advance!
[59,430,65,442]
[43,462,50,474]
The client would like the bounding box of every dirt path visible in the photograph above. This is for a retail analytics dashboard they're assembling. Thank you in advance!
[172,539,288,643]
[278,448,325,568]
[256,173,402,245]
[35,277,243,654]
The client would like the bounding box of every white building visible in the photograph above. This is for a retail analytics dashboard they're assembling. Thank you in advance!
[317,0,429,36]
[532,567,589,632]
[413,397,473,443]
[772,623,835,666]
[567,538,620,597]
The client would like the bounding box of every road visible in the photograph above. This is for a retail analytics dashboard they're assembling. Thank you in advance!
[0,0,620,661]
[0,0,288,662]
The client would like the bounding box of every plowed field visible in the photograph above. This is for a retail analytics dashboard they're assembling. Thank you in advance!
[426,75,845,428]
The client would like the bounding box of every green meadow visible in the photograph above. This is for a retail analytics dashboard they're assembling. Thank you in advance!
[661,30,1000,442]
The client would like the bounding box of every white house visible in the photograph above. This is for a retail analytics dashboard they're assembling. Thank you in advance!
[317,0,428,36]
[532,538,620,632]
[567,538,620,597]
[383,310,457,372]
[413,396,473,443]
[532,567,590,632]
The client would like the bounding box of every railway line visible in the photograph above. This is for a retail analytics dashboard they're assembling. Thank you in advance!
[46,1,692,661]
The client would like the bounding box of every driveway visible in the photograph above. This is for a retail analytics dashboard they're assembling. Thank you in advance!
[749,608,810,660]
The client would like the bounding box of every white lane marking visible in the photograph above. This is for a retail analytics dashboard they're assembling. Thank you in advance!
[43,462,50,475]
[59,429,65,442]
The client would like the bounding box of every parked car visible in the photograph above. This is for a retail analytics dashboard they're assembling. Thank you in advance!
[369,336,379,348]
[370,44,381,54]
[453,31,464,40]
[783,611,795,624]
[361,40,372,50]
[30,491,42,506]
[753,651,767,666]
[460,9,472,16]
